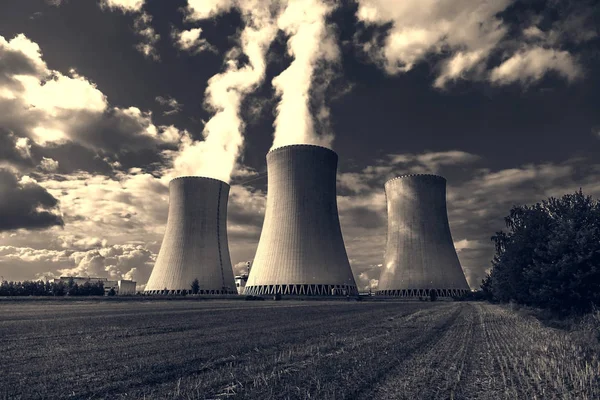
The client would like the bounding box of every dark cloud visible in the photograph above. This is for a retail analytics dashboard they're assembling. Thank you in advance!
[0,36,43,89]
[0,169,63,231]
[32,142,114,175]
[342,205,386,230]
[0,129,34,168]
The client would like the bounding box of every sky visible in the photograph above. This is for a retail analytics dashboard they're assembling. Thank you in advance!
[0,0,599,291]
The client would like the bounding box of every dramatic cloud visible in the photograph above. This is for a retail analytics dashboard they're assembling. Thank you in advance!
[354,0,596,88]
[100,0,144,13]
[0,34,184,158]
[172,28,215,55]
[355,0,511,87]
[155,95,183,116]
[1,243,155,289]
[338,150,480,194]
[59,244,155,284]
[0,169,63,231]
[133,12,160,61]
[38,157,58,172]
[99,0,159,60]
[489,47,581,85]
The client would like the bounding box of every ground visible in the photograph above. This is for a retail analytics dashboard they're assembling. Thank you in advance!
[0,299,598,399]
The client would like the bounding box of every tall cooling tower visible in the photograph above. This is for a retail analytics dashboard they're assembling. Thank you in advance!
[245,144,358,296]
[377,174,470,297]
[144,177,237,295]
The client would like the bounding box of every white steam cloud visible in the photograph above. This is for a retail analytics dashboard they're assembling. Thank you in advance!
[172,0,281,182]
[271,0,339,150]
[173,0,340,182]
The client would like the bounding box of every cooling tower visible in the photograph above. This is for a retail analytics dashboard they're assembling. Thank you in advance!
[144,177,237,295]
[245,144,358,296]
[377,174,470,297]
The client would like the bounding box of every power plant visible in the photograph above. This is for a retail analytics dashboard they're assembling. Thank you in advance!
[377,174,470,297]
[244,144,358,296]
[144,176,237,295]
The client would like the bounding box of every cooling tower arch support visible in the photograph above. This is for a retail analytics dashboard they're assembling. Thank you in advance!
[144,176,237,295]
[245,144,358,296]
[376,174,470,297]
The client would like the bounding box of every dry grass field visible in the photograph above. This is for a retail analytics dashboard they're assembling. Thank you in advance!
[0,299,598,399]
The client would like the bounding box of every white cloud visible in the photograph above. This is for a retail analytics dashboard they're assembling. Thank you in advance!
[15,137,32,159]
[356,0,511,86]
[133,13,160,61]
[489,47,581,85]
[172,28,215,55]
[0,34,184,153]
[184,0,235,21]
[100,0,144,13]
[99,1,159,61]
[155,95,183,116]
[39,157,58,172]
[355,0,594,88]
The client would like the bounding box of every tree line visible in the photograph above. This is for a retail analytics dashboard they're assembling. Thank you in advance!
[481,189,600,315]
[0,278,106,296]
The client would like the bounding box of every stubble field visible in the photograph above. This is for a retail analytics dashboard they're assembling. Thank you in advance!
[0,299,598,400]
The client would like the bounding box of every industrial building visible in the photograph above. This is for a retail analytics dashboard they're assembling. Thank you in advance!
[245,144,358,296]
[377,174,470,297]
[234,262,251,295]
[144,176,237,295]
[53,277,137,295]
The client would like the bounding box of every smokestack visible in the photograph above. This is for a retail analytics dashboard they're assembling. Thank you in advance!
[245,144,357,296]
[144,177,236,295]
[377,174,470,297]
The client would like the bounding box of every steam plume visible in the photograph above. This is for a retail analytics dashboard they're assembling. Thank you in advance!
[271,0,339,150]
[172,0,281,182]
[174,0,340,181]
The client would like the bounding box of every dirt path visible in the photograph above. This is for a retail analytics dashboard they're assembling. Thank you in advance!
[0,300,598,399]
[357,303,599,400]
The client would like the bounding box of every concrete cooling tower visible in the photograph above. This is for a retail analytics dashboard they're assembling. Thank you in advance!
[144,177,237,295]
[245,144,358,296]
[377,174,470,297]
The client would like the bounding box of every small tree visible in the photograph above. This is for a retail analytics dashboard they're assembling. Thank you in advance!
[191,278,200,295]
[108,288,116,296]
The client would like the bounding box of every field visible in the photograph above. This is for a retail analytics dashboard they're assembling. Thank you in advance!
[1,299,598,399]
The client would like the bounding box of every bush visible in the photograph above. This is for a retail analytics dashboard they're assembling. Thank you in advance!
[486,190,600,314]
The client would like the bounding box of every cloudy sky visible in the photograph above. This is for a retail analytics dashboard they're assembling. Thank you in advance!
[1,0,599,291]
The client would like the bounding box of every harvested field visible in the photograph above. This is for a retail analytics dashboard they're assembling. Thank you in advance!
[0,300,598,399]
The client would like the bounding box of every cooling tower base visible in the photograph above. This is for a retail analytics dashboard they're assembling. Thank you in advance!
[245,284,358,296]
[145,289,238,295]
[376,288,469,298]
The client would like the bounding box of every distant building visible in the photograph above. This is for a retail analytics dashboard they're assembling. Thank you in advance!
[117,280,136,295]
[235,274,248,295]
[234,262,251,295]
[53,277,137,296]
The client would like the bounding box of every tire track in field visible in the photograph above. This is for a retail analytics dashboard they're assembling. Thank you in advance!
[483,306,540,398]
[138,305,440,399]
[358,303,476,400]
